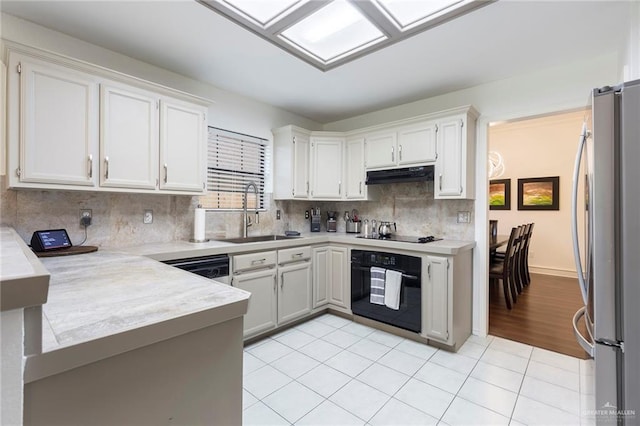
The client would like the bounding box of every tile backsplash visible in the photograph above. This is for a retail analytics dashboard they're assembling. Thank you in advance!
[1,177,474,247]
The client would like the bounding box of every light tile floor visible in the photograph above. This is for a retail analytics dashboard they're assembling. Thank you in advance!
[243,314,595,426]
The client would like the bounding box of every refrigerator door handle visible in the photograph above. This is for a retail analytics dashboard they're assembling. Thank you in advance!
[573,306,595,357]
[571,122,589,304]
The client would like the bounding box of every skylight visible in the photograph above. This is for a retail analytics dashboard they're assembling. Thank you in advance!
[199,0,494,71]
[279,0,387,64]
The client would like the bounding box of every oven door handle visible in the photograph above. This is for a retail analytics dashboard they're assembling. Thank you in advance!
[351,265,419,280]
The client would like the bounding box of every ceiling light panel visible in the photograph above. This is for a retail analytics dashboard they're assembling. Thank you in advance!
[218,0,307,27]
[198,0,495,71]
[373,0,468,31]
[279,0,387,64]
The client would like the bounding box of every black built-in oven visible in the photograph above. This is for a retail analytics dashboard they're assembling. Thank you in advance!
[351,250,421,333]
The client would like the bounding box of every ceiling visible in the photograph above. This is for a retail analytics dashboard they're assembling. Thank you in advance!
[0,1,630,124]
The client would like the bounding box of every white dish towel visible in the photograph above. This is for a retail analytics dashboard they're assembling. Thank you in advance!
[370,266,386,305]
[384,269,402,310]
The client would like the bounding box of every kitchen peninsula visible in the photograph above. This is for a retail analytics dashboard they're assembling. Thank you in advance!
[1,227,250,426]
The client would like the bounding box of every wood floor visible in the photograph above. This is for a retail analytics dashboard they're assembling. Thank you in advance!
[489,273,591,359]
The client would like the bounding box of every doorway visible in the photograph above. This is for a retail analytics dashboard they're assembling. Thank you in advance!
[486,109,589,359]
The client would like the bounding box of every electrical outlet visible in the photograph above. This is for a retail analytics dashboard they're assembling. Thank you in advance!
[305,210,309,219]
[143,210,153,224]
[80,209,92,226]
[457,211,471,223]
[276,209,281,220]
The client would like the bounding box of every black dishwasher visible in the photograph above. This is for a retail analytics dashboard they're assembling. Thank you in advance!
[163,254,230,284]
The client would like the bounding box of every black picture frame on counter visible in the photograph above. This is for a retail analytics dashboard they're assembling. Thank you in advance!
[489,179,511,210]
[517,176,560,210]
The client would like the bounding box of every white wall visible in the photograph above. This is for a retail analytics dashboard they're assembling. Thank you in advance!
[488,110,586,278]
[622,0,640,81]
[324,53,619,336]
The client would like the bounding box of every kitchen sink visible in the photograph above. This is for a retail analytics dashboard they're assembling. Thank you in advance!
[217,235,300,244]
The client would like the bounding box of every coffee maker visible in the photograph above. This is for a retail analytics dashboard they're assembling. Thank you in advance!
[326,211,337,232]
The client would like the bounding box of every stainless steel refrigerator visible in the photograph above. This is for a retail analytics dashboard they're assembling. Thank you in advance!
[572,80,639,424]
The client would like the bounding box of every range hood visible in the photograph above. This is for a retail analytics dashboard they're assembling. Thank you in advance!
[366,166,434,185]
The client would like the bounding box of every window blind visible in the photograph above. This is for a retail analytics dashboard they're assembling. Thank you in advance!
[200,127,267,210]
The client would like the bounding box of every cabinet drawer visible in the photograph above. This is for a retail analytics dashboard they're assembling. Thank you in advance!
[278,246,311,264]
[233,251,277,273]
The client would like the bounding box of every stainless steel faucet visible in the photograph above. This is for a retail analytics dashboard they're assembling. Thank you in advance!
[243,181,259,238]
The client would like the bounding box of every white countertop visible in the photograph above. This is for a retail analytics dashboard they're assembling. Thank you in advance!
[0,227,50,311]
[126,232,475,261]
[10,227,472,382]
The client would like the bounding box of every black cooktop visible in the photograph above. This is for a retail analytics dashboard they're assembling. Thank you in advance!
[356,234,442,244]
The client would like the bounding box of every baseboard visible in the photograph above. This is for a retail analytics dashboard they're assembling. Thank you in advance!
[529,266,577,279]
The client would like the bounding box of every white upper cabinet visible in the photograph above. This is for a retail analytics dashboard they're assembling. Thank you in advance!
[273,106,477,200]
[345,137,366,200]
[364,121,438,170]
[100,83,158,190]
[273,126,310,200]
[397,121,437,166]
[310,136,343,199]
[6,45,209,195]
[364,131,396,170]
[11,56,99,187]
[159,98,206,192]
[434,110,477,199]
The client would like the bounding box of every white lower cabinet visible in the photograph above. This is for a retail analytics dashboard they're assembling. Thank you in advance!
[278,261,312,325]
[312,246,349,310]
[233,247,312,338]
[422,250,472,350]
[232,267,277,338]
[424,255,450,342]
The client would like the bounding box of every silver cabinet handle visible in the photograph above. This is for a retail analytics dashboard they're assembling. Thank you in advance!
[104,156,109,179]
[273,274,277,291]
[251,258,266,265]
[399,144,403,161]
[439,174,443,190]
[164,163,168,183]
[391,146,395,162]
[359,181,362,194]
[338,181,341,195]
[292,253,304,259]
[427,263,431,279]
[306,181,309,194]
[280,273,284,289]
[88,155,93,178]
[230,278,234,287]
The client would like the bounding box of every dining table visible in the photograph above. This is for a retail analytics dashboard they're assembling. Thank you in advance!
[490,234,510,261]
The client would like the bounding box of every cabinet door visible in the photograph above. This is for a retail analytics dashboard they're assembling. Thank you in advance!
[19,60,98,186]
[345,137,366,199]
[232,268,277,338]
[425,256,450,342]
[398,122,437,166]
[435,117,463,197]
[365,132,396,169]
[159,98,206,192]
[312,247,329,308]
[278,262,312,325]
[100,84,158,190]
[292,131,310,198]
[328,247,349,309]
[311,137,343,199]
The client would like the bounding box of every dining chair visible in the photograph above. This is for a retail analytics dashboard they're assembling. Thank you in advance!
[522,223,534,286]
[489,226,520,309]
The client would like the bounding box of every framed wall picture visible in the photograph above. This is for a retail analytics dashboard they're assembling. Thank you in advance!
[518,176,560,210]
[489,179,511,210]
